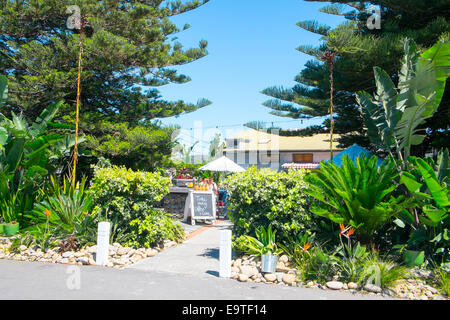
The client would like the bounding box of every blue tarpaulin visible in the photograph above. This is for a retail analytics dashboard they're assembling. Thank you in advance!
[321,144,384,167]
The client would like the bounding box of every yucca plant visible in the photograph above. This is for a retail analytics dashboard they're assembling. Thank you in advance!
[305,155,413,244]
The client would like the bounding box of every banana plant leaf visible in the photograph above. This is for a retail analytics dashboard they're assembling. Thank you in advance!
[415,158,449,208]
[403,250,424,267]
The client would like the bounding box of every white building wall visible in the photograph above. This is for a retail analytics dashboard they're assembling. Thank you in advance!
[279,151,341,165]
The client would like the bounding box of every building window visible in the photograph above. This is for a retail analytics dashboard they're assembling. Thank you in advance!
[293,154,313,163]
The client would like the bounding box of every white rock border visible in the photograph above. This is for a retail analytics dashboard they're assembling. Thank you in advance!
[230,255,447,300]
[0,237,179,269]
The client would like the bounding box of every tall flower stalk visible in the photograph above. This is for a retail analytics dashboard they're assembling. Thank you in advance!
[71,18,88,187]
[321,51,336,163]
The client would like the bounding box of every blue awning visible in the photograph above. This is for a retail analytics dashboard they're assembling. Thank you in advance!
[321,144,384,167]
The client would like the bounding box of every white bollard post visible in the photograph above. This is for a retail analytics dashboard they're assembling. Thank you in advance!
[96,221,110,266]
[219,230,232,278]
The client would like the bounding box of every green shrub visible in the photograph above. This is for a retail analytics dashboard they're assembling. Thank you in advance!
[22,176,97,248]
[124,209,185,248]
[295,246,340,284]
[88,165,171,242]
[360,253,410,289]
[30,176,93,230]
[305,155,412,244]
[224,166,313,243]
[398,150,449,267]
[434,268,449,296]
[336,242,370,284]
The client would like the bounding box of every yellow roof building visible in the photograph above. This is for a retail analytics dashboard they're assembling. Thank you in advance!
[223,129,342,170]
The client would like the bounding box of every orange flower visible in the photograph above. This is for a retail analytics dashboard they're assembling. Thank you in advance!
[339,224,355,238]
[347,228,355,237]
[302,243,311,252]
[45,209,51,221]
[83,211,88,216]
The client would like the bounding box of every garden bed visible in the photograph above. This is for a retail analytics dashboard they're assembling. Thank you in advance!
[230,255,447,300]
[0,237,179,269]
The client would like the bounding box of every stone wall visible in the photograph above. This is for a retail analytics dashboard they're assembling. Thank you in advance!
[158,192,188,219]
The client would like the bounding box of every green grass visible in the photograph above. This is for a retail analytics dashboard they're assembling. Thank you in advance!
[435,268,450,296]
[360,254,411,289]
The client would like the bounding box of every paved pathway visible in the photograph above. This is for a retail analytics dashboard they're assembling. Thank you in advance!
[130,219,233,277]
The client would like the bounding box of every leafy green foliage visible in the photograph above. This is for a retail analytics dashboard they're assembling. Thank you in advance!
[30,176,93,231]
[84,120,178,171]
[401,249,425,267]
[336,242,370,283]
[356,39,450,161]
[15,223,55,252]
[19,176,98,248]
[0,1,211,170]
[397,150,450,267]
[294,247,340,284]
[124,209,184,249]
[233,225,282,256]
[0,77,78,225]
[278,232,315,261]
[305,155,412,243]
[360,254,410,289]
[88,166,171,243]
[224,167,314,243]
[262,0,449,151]
[434,267,450,296]
[401,153,449,226]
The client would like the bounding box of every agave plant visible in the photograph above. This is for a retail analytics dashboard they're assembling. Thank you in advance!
[30,176,93,233]
[356,38,450,167]
[305,155,412,244]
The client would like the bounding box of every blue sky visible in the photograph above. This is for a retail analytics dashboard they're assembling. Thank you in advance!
[156,0,346,154]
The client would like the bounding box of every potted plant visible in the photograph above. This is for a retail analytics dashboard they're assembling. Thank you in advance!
[4,220,19,236]
[238,225,282,273]
[1,200,20,236]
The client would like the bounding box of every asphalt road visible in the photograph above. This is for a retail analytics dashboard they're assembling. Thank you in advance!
[0,259,389,300]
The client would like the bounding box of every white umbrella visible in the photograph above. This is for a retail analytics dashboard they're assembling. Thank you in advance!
[199,156,245,173]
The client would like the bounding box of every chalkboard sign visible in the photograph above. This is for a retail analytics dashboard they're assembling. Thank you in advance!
[183,190,216,225]
[192,193,214,217]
